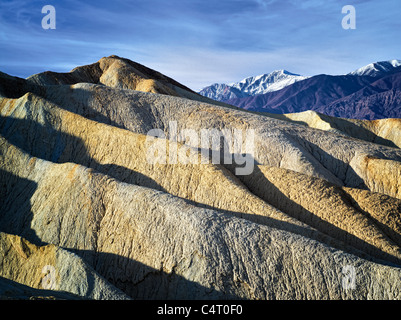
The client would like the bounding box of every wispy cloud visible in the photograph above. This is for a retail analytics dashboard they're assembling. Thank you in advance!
[0,0,400,89]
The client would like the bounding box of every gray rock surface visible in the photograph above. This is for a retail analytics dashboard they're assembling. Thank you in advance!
[0,232,130,300]
[1,56,401,299]
[1,141,401,299]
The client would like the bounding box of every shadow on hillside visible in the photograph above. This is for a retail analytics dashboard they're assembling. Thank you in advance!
[1,115,401,300]
[301,139,369,189]
[283,115,399,149]
[0,114,166,193]
[39,86,125,130]
[0,118,241,299]
[2,111,401,287]
[0,114,316,239]
[0,73,41,99]
[0,169,43,246]
[345,192,401,248]
[0,74,124,131]
[0,113,334,250]
[69,249,238,300]
[160,143,401,266]
[223,155,401,268]
[0,276,83,300]
[0,169,241,299]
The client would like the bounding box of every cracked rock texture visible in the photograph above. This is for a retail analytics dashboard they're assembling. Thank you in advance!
[1,56,401,299]
[0,232,129,300]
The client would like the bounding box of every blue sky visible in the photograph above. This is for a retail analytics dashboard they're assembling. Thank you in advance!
[0,0,400,90]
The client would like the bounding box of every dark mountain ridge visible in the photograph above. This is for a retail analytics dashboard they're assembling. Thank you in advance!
[225,65,401,120]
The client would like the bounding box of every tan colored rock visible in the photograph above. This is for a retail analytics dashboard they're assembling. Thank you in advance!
[344,188,401,247]
[0,232,129,300]
[233,164,401,264]
[275,110,401,149]
[1,56,401,300]
[25,55,233,108]
[24,80,401,199]
[0,93,321,239]
[1,140,401,299]
[0,276,81,300]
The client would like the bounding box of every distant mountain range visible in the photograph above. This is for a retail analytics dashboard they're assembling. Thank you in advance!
[199,60,401,120]
[349,59,401,77]
[200,70,308,101]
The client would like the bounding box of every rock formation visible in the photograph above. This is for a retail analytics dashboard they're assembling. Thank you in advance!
[0,232,129,300]
[1,56,401,299]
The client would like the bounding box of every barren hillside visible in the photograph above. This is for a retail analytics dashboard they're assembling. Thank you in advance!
[1,56,401,299]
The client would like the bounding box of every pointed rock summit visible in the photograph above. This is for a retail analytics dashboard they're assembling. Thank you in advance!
[199,69,308,101]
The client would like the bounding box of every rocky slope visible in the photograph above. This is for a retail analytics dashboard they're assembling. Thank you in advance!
[269,110,401,149]
[1,56,401,299]
[23,54,231,108]
[315,70,401,119]
[0,232,129,300]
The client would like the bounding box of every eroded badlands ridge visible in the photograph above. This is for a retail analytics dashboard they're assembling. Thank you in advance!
[1,56,401,299]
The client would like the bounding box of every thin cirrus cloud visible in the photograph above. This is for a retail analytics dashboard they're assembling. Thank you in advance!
[0,0,400,90]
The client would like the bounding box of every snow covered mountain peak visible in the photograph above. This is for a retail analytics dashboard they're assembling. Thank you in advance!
[230,70,309,96]
[198,69,309,102]
[348,60,401,77]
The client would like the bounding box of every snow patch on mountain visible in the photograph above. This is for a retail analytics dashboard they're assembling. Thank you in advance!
[348,60,401,77]
[198,82,250,101]
[199,70,308,101]
[230,70,309,95]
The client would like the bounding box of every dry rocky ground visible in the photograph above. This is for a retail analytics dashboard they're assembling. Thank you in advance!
[1,56,401,299]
